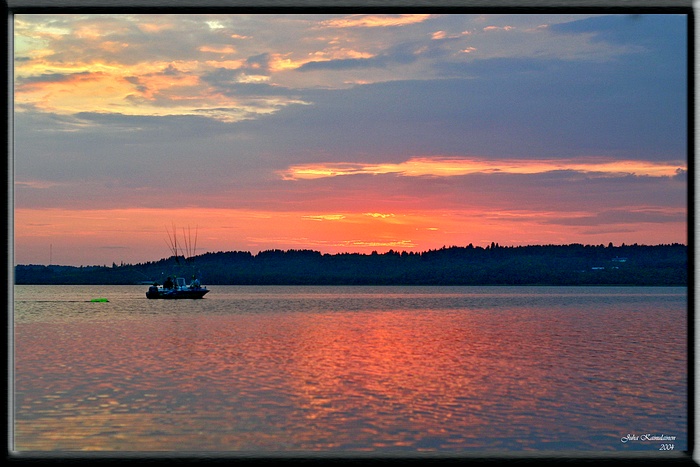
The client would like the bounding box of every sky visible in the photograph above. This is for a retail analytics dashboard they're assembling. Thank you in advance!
[12,13,688,266]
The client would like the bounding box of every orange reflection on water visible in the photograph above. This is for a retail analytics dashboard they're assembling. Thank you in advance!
[280,310,493,450]
[14,294,687,452]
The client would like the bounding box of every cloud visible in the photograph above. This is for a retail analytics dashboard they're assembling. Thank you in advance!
[15,71,95,86]
[14,180,64,189]
[278,157,686,180]
[319,14,432,29]
[298,56,392,72]
[297,42,424,72]
[302,215,346,221]
[549,14,684,46]
[236,71,685,164]
[673,168,687,182]
[483,25,514,32]
[297,35,454,73]
[543,209,687,227]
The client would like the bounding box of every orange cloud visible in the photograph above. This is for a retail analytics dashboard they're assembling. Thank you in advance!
[268,54,307,72]
[326,239,417,249]
[203,59,245,69]
[14,51,306,122]
[14,57,293,122]
[279,157,686,180]
[483,25,515,32]
[138,22,175,34]
[15,70,137,114]
[198,45,237,54]
[302,214,346,221]
[100,41,130,53]
[320,14,432,29]
[267,49,376,72]
[432,30,472,40]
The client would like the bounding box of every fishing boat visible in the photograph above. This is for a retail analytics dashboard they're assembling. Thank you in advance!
[146,276,209,299]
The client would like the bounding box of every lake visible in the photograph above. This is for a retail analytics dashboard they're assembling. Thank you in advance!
[11,285,688,456]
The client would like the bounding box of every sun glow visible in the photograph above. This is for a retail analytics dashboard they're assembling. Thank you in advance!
[14,199,687,266]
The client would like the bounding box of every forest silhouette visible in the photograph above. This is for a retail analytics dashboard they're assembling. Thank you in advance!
[15,243,687,286]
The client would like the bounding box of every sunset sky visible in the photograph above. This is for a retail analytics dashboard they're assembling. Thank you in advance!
[12,13,688,266]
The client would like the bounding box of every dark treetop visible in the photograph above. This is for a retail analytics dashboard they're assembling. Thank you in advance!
[15,243,687,286]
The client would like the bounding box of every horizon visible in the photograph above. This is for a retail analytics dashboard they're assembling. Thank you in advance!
[16,240,688,268]
[13,13,688,267]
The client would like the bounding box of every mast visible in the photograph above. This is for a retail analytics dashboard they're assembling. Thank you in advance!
[165,223,180,264]
[164,224,200,277]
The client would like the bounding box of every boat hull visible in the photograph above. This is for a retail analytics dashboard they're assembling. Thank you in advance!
[146,287,209,299]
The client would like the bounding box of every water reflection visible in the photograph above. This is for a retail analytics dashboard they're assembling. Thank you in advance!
[13,286,687,452]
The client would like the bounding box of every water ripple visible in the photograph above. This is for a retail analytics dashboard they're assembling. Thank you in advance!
[13,285,687,453]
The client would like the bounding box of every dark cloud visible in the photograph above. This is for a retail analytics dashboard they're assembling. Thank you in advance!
[16,71,93,85]
[345,171,688,215]
[298,38,445,72]
[201,68,303,98]
[543,209,686,227]
[233,64,686,164]
[673,168,687,182]
[549,13,686,49]
[244,53,272,73]
[436,56,549,79]
[298,56,391,71]
[161,64,182,76]
[71,112,233,138]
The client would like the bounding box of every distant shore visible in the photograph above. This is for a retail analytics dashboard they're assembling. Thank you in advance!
[14,243,687,287]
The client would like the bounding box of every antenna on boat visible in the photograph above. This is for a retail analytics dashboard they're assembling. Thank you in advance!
[182,226,189,261]
[193,224,198,258]
[179,224,199,263]
[182,225,192,260]
[165,223,181,264]
[165,224,200,265]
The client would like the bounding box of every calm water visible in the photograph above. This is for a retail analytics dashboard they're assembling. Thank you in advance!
[12,285,688,454]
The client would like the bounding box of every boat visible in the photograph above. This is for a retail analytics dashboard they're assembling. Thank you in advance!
[146,276,209,299]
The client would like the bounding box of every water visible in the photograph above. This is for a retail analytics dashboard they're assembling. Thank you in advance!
[12,285,687,455]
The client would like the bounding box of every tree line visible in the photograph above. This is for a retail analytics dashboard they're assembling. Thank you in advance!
[14,243,688,286]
